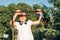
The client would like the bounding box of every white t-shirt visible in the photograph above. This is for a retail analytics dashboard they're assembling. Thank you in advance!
[14,20,34,40]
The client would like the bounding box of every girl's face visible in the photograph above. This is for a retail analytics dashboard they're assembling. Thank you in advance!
[19,13,27,22]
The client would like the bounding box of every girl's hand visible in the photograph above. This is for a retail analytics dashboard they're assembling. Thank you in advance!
[36,9,42,14]
[15,10,22,15]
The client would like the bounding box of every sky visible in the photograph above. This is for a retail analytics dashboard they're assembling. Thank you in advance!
[0,0,54,7]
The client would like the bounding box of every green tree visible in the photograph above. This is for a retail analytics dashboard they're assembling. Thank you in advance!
[33,4,43,10]
[8,3,17,13]
[17,3,32,11]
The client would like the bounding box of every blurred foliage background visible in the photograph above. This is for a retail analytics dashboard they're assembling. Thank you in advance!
[0,0,60,40]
